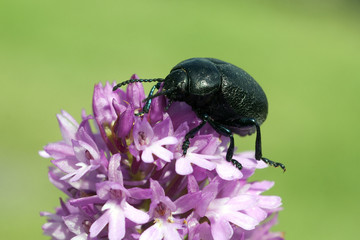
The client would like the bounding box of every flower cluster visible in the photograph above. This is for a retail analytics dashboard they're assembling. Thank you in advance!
[40,75,284,240]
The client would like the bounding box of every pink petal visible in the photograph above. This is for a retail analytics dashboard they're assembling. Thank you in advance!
[114,102,134,138]
[71,233,88,240]
[57,111,79,145]
[63,214,83,235]
[151,145,174,162]
[215,160,243,180]
[189,154,216,170]
[43,142,74,159]
[234,153,257,169]
[174,192,202,214]
[256,160,268,169]
[175,157,194,175]
[140,224,163,240]
[60,110,79,126]
[210,217,233,240]
[142,148,154,163]
[123,202,150,224]
[150,179,165,200]
[38,150,50,158]
[108,153,123,184]
[128,187,152,200]
[89,210,110,238]
[244,207,267,222]
[126,80,145,110]
[226,195,257,211]
[200,137,221,155]
[154,136,178,146]
[250,181,275,193]
[133,118,154,150]
[163,223,182,240]
[52,157,78,173]
[187,174,199,193]
[225,211,259,230]
[79,140,100,160]
[68,163,92,182]
[92,82,121,124]
[153,117,174,139]
[150,95,167,124]
[109,207,125,240]
[258,196,282,209]
[42,222,68,239]
[72,140,87,163]
[76,127,99,154]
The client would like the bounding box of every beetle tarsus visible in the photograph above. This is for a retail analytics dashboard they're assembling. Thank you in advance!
[261,157,286,172]
[231,159,243,170]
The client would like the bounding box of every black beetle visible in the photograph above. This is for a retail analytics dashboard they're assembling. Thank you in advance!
[113,58,285,171]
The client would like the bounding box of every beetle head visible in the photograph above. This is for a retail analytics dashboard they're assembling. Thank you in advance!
[140,69,187,103]
[163,69,188,101]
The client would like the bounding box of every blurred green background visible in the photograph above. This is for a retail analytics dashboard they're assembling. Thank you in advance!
[1,0,359,239]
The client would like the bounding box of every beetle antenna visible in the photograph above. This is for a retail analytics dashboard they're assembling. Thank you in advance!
[143,88,175,102]
[113,78,164,91]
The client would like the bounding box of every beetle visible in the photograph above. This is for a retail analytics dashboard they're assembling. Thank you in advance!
[113,58,285,171]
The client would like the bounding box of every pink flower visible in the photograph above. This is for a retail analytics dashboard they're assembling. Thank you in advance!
[131,117,178,164]
[89,154,150,240]
[139,180,185,240]
[41,80,284,240]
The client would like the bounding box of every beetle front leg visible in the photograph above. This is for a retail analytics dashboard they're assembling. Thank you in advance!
[238,118,286,172]
[136,82,162,116]
[182,115,208,155]
[207,121,242,170]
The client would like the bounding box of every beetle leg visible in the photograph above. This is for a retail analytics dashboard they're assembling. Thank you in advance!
[207,121,242,170]
[238,118,286,172]
[261,157,286,172]
[164,99,173,111]
[136,82,162,116]
[182,115,208,155]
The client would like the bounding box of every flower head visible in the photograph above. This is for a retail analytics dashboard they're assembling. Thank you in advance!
[41,78,284,239]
